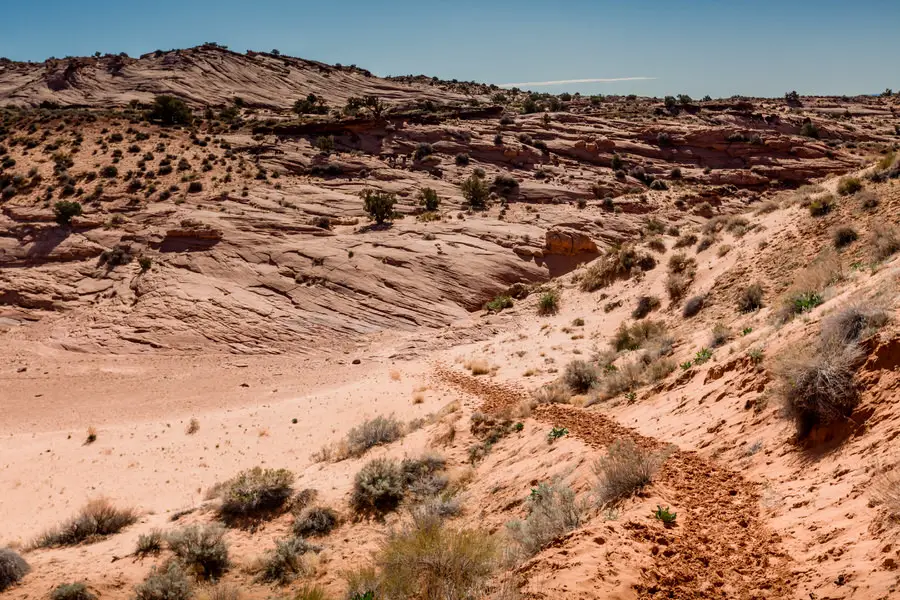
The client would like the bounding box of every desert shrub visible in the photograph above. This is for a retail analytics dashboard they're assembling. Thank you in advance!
[563,360,599,393]
[360,189,396,225]
[187,181,203,193]
[612,320,666,352]
[148,96,193,126]
[492,173,520,196]
[461,174,489,209]
[667,252,696,275]
[54,200,83,224]
[631,295,660,319]
[99,244,132,268]
[51,582,96,600]
[737,283,764,313]
[820,305,888,347]
[599,359,645,398]
[0,548,29,592]
[832,226,858,248]
[836,176,863,196]
[644,357,676,383]
[133,563,192,600]
[484,294,513,313]
[799,121,819,138]
[646,237,666,253]
[256,537,318,584]
[665,273,693,303]
[682,295,705,318]
[531,381,571,405]
[315,136,335,154]
[135,529,164,557]
[649,179,668,191]
[580,246,656,292]
[418,187,440,212]
[345,415,404,458]
[673,233,698,249]
[414,143,434,160]
[351,458,405,514]
[507,482,583,556]
[218,467,295,517]
[293,505,339,538]
[870,224,900,261]
[875,467,900,520]
[594,438,667,505]
[538,290,559,315]
[776,252,842,322]
[709,323,731,348]
[372,517,497,600]
[34,498,137,548]
[778,343,861,438]
[696,235,715,252]
[809,194,835,216]
[454,152,470,166]
[167,524,229,580]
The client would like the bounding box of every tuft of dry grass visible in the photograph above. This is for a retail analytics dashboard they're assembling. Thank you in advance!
[820,304,888,348]
[167,524,230,580]
[255,537,319,585]
[870,224,900,262]
[135,529,164,557]
[531,380,572,405]
[611,320,667,352]
[0,548,29,592]
[776,251,842,323]
[314,415,405,462]
[737,282,764,313]
[465,358,492,376]
[579,246,656,292]
[594,439,669,505]
[874,466,900,520]
[33,498,137,548]
[50,582,96,600]
[186,418,200,435]
[199,583,242,600]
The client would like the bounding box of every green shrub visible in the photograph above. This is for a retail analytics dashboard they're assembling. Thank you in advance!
[484,294,513,313]
[693,347,713,365]
[563,360,598,393]
[101,165,118,178]
[133,563,192,600]
[360,189,396,224]
[33,499,137,548]
[53,200,83,225]
[167,524,229,580]
[293,505,339,538]
[461,174,489,209]
[138,256,153,272]
[547,426,568,442]
[218,467,295,517]
[418,187,440,212]
[836,177,862,196]
[507,483,583,556]
[652,505,677,525]
[0,548,29,592]
[148,96,193,125]
[809,194,834,216]
[315,136,335,154]
[799,121,819,138]
[454,153,470,166]
[351,458,405,515]
[537,290,559,315]
[51,582,96,600]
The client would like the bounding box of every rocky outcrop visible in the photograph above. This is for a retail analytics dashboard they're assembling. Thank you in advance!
[544,228,598,256]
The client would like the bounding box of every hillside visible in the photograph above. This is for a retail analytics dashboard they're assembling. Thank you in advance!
[1,45,900,600]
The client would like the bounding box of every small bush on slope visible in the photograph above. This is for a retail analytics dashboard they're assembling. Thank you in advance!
[33,498,137,548]
[632,295,661,319]
[683,294,705,318]
[820,305,888,347]
[580,246,656,292]
[167,524,229,580]
[507,482,584,556]
[351,457,406,515]
[737,283,764,313]
[51,582,97,600]
[563,359,599,393]
[218,467,294,517]
[133,563,192,600]
[0,548,29,592]
[346,415,404,458]
[293,505,340,538]
[594,438,669,505]
[611,320,667,352]
[870,224,900,262]
[255,537,319,584]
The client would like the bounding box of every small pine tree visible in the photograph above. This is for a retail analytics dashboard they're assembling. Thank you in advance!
[418,187,440,212]
[360,189,396,225]
[461,175,489,209]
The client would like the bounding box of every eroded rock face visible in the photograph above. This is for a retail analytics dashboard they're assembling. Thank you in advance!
[544,227,599,256]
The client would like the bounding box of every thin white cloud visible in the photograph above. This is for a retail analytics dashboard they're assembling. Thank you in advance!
[498,77,656,88]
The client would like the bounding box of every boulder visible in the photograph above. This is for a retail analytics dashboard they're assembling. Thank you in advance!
[544,228,598,256]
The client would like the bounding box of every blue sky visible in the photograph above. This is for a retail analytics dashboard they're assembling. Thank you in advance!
[2,0,897,98]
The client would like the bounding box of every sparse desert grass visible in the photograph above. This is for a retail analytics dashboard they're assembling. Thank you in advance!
[776,251,842,323]
[563,359,599,393]
[200,583,242,600]
[673,233,698,249]
[809,194,835,217]
[367,516,497,600]
[683,294,705,317]
[167,524,230,580]
[135,529,164,557]
[579,246,656,292]
[293,586,329,600]
[314,415,404,462]
[256,537,318,585]
[820,304,888,347]
[293,505,339,538]
[134,563,192,600]
[507,482,584,557]
[599,359,645,399]
[217,467,295,518]
[0,548,29,592]
[778,340,862,438]
[33,498,137,548]
[870,224,900,262]
[465,358,492,375]
[875,466,900,520]
[531,380,572,405]
[717,244,732,257]
[646,237,666,253]
[594,438,669,505]
[631,295,660,319]
[710,323,731,348]
[696,235,715,252]
[351,458,406,515]
[51,582,97,600]
[612,320,667,352]
[836,176,863,196]
[485,294,514,313]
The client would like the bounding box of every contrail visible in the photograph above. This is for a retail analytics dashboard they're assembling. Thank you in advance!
[498,77,656,88]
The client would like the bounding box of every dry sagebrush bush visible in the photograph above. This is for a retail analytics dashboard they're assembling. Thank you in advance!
[135,529,164,557]
[631,295,660,319]
[579,245,656,292]
[50,582,96,600]
[255,536,319,584]
[218,467,295,517]
[737,282,764,313]
[531,380,572,405]
[33,498,137,548]
[683,294,705,317]
[778,343,862,439]
[167,524,230,580]
[0,548,29,592]
[351,458,406,515]
[611,320,667,351]
[293,505,339,538]
[870,224,900,262]
[133,563,192,600]
[594,438,669,505]
[820,304,888,347]
[875,466,900,520]
[563,359,599,393]
[506,482,584,557]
